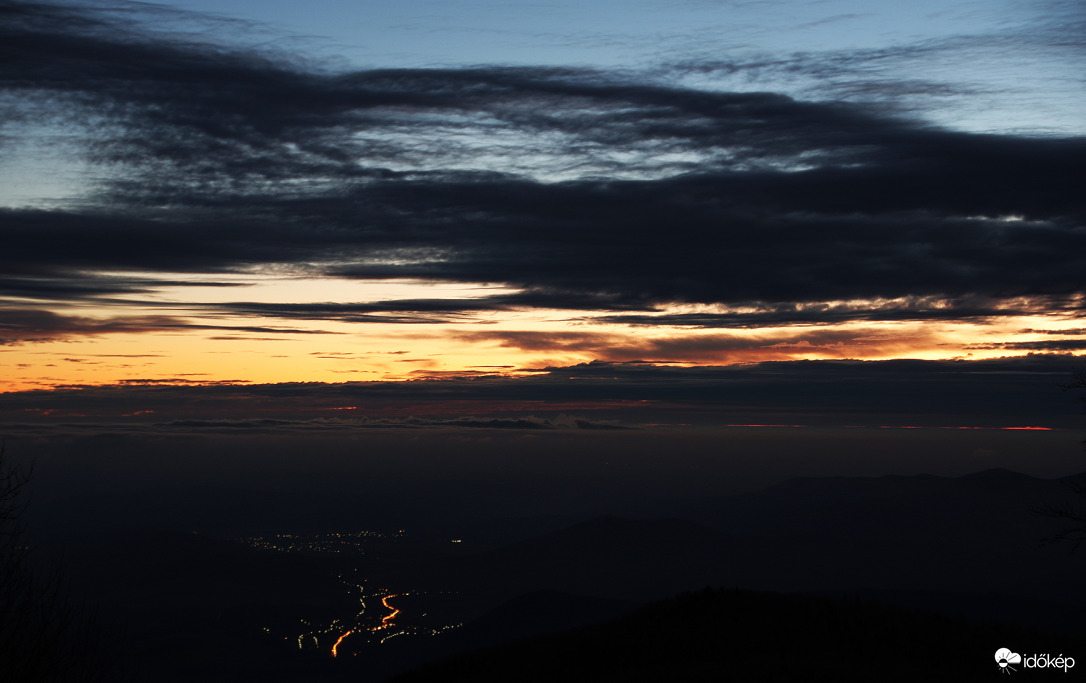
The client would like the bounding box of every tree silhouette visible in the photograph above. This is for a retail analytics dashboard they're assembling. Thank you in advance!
[0,443,116,682]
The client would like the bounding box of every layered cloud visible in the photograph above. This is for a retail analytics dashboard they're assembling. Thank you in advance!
[451,327,939,364]
[0,307,340,344]
[1,355,1080,432]
[0,1,1083,389]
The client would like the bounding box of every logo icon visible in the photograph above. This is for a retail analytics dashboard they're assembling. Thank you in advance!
[995,648,1021,674]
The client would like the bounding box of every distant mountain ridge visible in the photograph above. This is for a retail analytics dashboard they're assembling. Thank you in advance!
[435,468,1086,629]
[390,587,1086,683]
[28,467,1086,681]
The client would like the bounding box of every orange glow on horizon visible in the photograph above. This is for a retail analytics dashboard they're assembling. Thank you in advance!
[2,277,1082,392]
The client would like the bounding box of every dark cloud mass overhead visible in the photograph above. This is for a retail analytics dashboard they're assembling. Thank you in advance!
[0,0,1083,414]
[1,0,1084,322]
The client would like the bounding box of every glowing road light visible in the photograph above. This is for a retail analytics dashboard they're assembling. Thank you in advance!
[329,593,401,656]
[380,594,401,628]
[331,630,355,657]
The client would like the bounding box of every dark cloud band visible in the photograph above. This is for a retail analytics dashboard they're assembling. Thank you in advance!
[1,1,1084,333]
[1,356,1081,431]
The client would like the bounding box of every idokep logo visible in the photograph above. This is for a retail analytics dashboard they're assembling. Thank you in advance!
[996,649,1022,674]
[995,648,1076,674]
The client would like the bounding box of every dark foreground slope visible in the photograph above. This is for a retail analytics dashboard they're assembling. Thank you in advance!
[27,468,1086,681]
[391,587,1084,683]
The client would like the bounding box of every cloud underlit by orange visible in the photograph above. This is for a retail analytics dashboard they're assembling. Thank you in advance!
[2,308,1082,392]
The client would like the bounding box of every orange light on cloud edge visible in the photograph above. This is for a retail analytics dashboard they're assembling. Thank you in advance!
[1,294,1082,393]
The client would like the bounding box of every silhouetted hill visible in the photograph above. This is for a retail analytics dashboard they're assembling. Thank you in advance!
[677,469,1086,603]
[352,590,642,681]
[692,467,1063,538]
[28,468,1086,680]
[429,470,1086,632]
[455,589,639,643]
[31,485,402,538]
[436,516,737,603]
[53,530,351,682]
[390,587,1086,683]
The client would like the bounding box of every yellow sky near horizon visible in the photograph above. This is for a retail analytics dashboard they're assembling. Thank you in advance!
[3,273,1082,392]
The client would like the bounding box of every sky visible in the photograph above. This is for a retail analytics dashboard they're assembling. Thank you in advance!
[1,0,1085,447]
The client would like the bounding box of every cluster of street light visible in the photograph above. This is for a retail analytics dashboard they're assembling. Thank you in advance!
[241,529,402,556]
[280,573,462,658]
[245,532,464,658]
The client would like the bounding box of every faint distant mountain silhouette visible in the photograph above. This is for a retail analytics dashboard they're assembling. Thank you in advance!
[439,516,735,603]
[434,469,1086,631]
[32,468,1086,681]
[390,587,1085,683]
